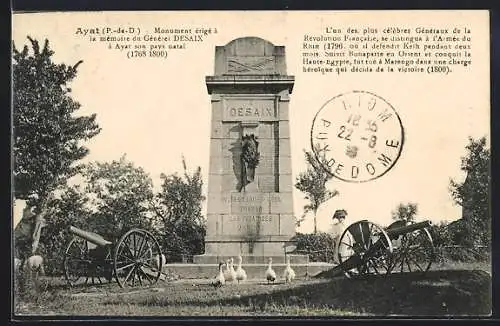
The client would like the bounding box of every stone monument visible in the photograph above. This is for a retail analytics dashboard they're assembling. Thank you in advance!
[193,37,308,266]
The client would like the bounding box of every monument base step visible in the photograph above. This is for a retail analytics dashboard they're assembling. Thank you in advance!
[193,254,309,264]
[160,262,334,280]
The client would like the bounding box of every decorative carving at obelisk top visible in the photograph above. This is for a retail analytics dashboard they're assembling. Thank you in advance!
[194,36,308,265]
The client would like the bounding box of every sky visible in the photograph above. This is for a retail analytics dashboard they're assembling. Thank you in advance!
[12,11,490,232]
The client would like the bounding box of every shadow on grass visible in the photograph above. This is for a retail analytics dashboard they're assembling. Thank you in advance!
[44,278,115,292]
[128,270,491,316]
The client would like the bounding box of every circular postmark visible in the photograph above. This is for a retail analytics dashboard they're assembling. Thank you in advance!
[311,90,404,183]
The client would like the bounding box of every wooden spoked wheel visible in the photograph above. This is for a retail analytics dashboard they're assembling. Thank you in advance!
[337,220,393,278]
[113,229,163,288]
[64,237,111,286]
[387,222,435,274]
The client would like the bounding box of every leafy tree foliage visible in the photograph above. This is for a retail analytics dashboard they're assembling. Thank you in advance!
[295,146,339,233]
[391,202,418,223]
[12,37,101,201]
[450,136,490,246]
[83,155,156,242]
[429,220,453,248]
[152,157,206,262]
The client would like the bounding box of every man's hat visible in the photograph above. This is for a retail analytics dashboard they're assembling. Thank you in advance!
[333,209,347,220]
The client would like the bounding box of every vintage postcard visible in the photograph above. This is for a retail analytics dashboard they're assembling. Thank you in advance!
[12,10,491,317]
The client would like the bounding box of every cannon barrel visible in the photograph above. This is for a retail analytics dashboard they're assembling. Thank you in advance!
[69,226,112,247]
[386,220,432,238]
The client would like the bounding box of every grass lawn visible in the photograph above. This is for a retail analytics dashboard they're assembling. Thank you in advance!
[14,262,491,317]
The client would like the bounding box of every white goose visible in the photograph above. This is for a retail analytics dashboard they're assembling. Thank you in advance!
[235,255,247,284]
[223,259,237,283]
[212,262,226,287]
[229,257,238,282]
[283,255,296,283]
[265,257,277,284]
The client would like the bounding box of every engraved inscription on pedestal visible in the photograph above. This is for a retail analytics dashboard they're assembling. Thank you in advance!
[223,98,278,122]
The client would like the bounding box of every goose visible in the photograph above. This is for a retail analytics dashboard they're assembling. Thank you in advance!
[212,262,226,287]
[265,257,277,284]
[235,255,247,284]
[283,256,296,283]
[25,255,45,277]
[229,257,238,282]
[223,259,236,283]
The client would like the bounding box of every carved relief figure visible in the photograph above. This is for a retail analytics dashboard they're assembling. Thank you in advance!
[240,134,260,191]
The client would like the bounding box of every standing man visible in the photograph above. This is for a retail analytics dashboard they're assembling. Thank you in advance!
[14,195,49,289]
[329,209,348,264]
[14,204,37,261]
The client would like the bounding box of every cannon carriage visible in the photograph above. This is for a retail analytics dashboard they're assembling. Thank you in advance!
[335,220,436,278]
[63,226,163,288]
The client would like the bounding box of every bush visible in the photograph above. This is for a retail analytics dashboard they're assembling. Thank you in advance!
[428,220,490,263]
[153,159,206,263]
[154,222,205,263]
[291,232,337,262]
[434,245,490,263]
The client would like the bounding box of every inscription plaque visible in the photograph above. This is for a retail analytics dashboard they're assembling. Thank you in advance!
[223,214,279,236]
[222,99,277,121]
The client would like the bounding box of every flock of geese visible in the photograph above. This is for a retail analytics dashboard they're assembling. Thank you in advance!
[212,256,296,287]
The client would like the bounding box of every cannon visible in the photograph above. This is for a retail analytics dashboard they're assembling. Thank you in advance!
[63,226,163,288]
[335,219,436,278]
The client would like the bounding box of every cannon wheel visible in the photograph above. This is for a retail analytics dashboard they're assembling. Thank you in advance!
[64,237,113,287]
[337,220,393,278]
[387,222,435,274]
[113,229,163,288]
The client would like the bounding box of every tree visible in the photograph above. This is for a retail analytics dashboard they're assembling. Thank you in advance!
[295,146,339,233]
[391,202,418,223]
[152,157,206,262]
[450,136,490,246]
[12,36,101,201]
[83,155,155,242]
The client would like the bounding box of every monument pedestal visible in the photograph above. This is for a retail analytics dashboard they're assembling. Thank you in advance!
[191,37,308,273]
[194,190,308,265]
[193,254,309,265]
